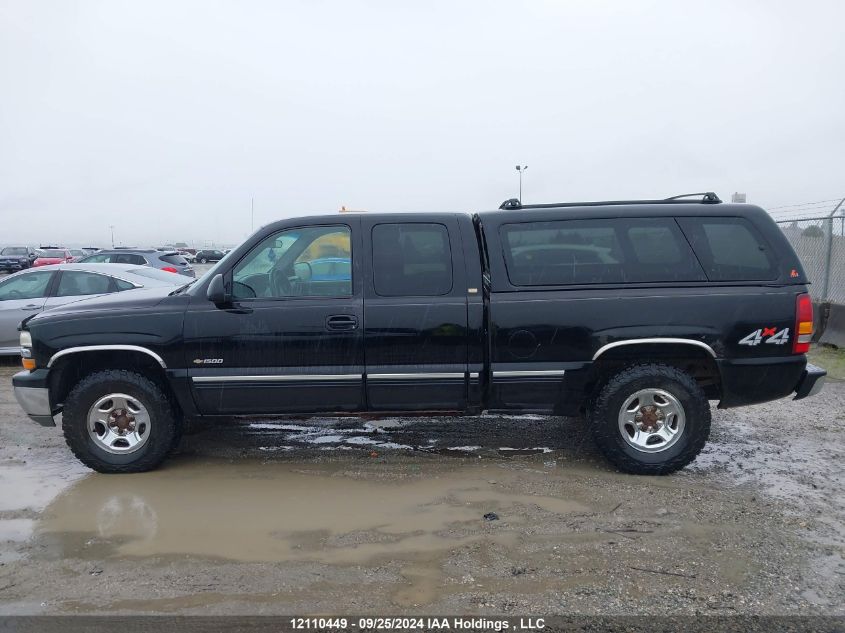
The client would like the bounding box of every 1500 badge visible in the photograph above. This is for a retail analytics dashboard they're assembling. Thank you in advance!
[738,327,790,346]
[193,358,224,364]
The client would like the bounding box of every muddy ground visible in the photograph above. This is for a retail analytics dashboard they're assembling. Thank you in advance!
[0,359,843,616]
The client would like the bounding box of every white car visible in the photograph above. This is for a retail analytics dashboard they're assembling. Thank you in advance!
[0,263,185,355]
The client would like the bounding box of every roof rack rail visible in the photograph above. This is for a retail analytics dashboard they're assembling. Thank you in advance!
[498,192,722,210]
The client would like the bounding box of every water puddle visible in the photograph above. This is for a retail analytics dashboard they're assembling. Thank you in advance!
[33,459,590,565]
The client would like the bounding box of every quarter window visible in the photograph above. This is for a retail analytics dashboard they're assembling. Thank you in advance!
[372,223,453,296]
[677,217,777,281]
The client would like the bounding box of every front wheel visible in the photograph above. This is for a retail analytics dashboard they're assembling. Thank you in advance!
[199,258,207,263]
[62,370,181,473]
[587,363,710,475]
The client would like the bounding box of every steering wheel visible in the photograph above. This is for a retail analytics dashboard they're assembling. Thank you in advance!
[270,266,293,297]
[7,290,23,300]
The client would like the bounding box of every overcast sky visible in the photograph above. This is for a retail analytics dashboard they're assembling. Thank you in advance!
[1,0,844,247]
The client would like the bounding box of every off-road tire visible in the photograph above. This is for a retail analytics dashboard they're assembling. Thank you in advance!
[587,363,710,475]
[62,370,180,473]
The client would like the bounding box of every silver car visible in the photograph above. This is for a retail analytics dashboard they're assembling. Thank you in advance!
[78,249,195,277]
[0,263,185,355]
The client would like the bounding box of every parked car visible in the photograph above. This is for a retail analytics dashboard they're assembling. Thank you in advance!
[0,246,38,273]
[0,263,185,355]
[195,249,226,264]
[78,249,195,277]
[12,193,826,474]
[32,248,73,267]
[179,250,196,263]
[68,249,87,262]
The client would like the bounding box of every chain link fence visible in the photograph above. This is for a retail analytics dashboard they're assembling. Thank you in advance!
[776,213,845,304]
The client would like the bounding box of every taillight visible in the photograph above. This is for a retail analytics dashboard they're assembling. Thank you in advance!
[161,266,178,273]
[793,293,813,354]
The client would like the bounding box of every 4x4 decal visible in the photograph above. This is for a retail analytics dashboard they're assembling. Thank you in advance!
[738,327,790,346]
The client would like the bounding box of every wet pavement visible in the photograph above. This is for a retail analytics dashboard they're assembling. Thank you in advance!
[0,362,843,615]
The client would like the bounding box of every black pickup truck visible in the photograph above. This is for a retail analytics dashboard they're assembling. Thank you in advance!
[12,194,826,474]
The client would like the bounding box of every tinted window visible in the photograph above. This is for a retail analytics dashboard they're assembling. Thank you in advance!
[677,217,776,281]
[79,253,110,263]
[56,271,113,297]
[160,254,188,265]
[0,271,53,300]
[500,218,705,286]
[1,247,28,256]
[40,250,66,258]
[112,253,146,265]
[372,223,453,296]
[233,225,352,299]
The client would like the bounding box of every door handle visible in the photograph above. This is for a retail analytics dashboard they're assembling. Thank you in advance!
[20,305,41,311]
[325,315,358,331]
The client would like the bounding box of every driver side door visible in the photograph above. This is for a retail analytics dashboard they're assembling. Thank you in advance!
[184,220,364,414]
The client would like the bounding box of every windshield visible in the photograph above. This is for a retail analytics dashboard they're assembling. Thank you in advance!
[40,250,65,258]
[1,247,27,256]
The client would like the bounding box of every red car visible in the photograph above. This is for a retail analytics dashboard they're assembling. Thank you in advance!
[32,248,73,267]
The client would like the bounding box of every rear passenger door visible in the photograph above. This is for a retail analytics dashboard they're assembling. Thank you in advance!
[363,218,469,411]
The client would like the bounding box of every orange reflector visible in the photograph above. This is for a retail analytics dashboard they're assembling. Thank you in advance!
[21,358,36,370]
[798,322,813,335]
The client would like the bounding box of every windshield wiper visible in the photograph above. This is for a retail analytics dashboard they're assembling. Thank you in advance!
[169,279,197,296]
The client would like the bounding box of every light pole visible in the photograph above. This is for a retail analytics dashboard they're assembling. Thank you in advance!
[109,225,115,248]
[515,165,528,201]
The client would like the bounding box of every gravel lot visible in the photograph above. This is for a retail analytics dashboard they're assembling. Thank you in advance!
[0,351,842,616]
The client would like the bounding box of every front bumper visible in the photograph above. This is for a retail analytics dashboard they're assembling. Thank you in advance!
[12,369,56,426]
[0,261,26,271]
[794,363,826,400]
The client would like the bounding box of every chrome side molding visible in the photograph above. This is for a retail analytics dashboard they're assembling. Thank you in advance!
[48,345,167,369]
[592,338,717,361]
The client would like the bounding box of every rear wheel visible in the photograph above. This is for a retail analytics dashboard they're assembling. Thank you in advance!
[587,363,710,475]
[199,257,207,263]
[62,370,180,473]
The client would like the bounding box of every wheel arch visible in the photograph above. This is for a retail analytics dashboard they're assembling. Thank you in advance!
[587,340,722,401]
[48,348,177,414]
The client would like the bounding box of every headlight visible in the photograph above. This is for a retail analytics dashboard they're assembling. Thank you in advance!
[20,331,35,370]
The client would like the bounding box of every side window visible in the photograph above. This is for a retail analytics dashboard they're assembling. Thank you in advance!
[371,223,453,296]
[500,220,625,285]
[624,219,706,282]
[678,217,777,281]
[500,218,704,286]
[112,253,146,265]
[0,271,53,300]
[80,253,110,263]
[56,271,113,297]
[233,225,352,299]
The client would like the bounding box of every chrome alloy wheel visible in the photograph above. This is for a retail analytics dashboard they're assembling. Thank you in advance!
[87,393,151,455]
[617,388,685,453]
